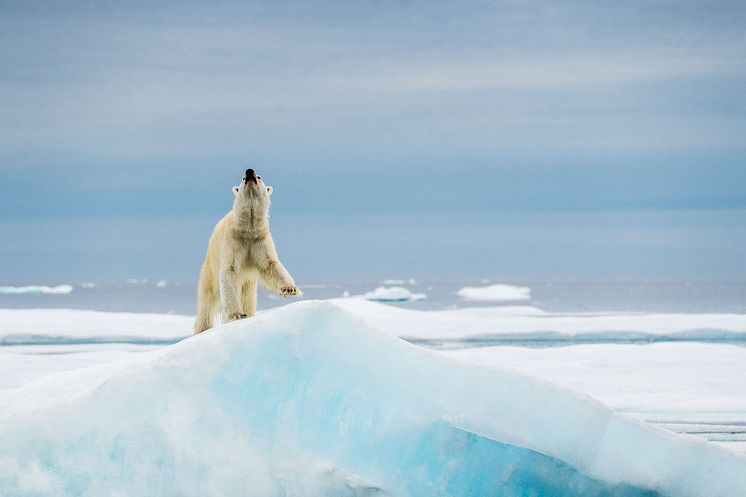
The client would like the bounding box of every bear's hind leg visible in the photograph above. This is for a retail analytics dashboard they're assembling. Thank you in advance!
[194,269,218,334]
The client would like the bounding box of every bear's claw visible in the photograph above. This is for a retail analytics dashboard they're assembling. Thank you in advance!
[227,312,248,321]
[280,285,302,298]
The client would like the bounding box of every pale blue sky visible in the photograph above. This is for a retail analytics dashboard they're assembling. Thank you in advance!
[1,1,745,282]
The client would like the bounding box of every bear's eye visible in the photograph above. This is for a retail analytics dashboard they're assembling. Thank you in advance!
[257,176,261,180]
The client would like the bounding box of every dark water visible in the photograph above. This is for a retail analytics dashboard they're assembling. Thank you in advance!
[1,280,745,315]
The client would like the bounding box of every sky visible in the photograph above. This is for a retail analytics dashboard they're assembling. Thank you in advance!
[0,1,745,283]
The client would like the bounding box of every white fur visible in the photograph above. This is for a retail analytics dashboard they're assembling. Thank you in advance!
[194,172,301,334]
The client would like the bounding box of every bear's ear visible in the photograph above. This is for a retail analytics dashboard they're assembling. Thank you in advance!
[232,186,239,195]
[266,186,273,195]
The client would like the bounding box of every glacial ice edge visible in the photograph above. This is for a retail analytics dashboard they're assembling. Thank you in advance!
[1,300,744,497]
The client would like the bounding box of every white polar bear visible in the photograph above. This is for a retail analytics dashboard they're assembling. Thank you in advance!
[194,168,302,334]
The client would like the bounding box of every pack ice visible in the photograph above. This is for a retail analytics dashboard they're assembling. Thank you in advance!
[1,301,744,497]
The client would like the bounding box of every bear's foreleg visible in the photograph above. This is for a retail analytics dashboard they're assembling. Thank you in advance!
[258,259,303,298]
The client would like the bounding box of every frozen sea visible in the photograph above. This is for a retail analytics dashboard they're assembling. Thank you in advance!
[2,279,746,458]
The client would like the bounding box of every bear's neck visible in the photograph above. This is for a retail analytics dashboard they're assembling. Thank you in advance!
[232,206,269,235]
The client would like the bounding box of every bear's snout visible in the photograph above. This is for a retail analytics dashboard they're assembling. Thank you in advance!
[244,168,257,184]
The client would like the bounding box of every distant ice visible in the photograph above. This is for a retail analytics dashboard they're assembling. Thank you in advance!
[381,278,417,285]
[126,278,148,284]
[0,308,191,346]
[156,279,167,288]
[0,284,73,295]
[361,286,426,302]
[80,282,98,289]
[457,283,531,302]
[330,298,746,341]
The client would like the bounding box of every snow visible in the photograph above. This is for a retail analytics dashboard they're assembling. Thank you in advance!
[0,301,744,497]
[0,284,74,295]
[360,286,426,302]
[457,283,531,302]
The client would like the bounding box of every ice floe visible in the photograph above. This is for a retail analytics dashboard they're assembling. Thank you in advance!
[381,278,418,285]
[1,301,744,497]
[361,286,426,302]
[457,283,531,302]
[0,284,74,295]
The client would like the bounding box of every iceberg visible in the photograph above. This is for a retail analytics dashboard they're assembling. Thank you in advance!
[457,283,531,302]
[0,284,74,295]
[1,301,744,497]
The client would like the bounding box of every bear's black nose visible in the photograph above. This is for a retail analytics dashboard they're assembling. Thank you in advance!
[245,169,256,184]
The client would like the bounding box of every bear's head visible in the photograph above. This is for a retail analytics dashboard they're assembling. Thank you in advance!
[232,168,273,215]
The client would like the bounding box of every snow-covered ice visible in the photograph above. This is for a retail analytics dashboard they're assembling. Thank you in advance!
[360,286,426,302]
[2,301,744,497]
[0,284,74,295]
[0,344,162,400]
[2,300,746,495]
[3,304,746,407]
[444,343,746,451]
[445,342,746,414]
[457,283,531,302]
[0,308,191,346]
[331,299,746,342]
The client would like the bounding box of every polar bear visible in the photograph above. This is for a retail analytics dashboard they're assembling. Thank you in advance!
[194,168,302,334]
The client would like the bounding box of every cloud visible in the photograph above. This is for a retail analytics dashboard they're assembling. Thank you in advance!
[0,0,744,216]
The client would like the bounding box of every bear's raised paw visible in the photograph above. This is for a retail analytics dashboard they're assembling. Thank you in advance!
[280,285,303,298]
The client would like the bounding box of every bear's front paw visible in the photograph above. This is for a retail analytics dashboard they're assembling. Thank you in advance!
[280,285,302,298]
[227,312,248,321]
